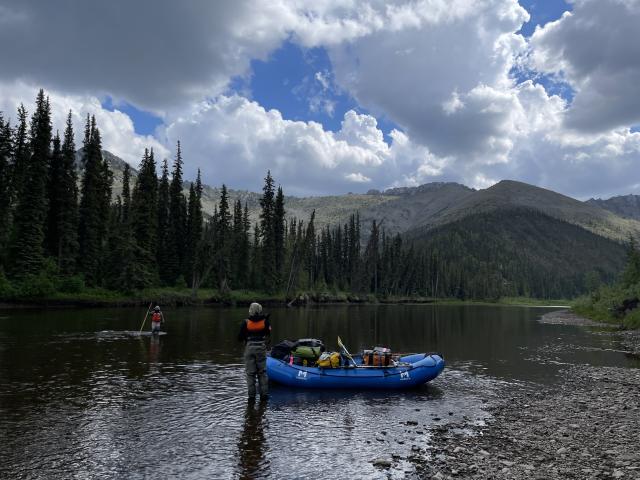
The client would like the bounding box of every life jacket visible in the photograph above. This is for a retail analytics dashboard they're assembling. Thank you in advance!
[152,312,162,323]
[246,317,265,332]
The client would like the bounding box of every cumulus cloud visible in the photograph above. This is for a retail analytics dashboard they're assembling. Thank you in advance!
[327,0,530,162]
[0,1,296,114]
[529,0,640,132]
[0,81,169,167]
[160,95,453,195]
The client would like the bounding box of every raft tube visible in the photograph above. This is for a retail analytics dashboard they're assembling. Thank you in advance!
[266,353,445,389]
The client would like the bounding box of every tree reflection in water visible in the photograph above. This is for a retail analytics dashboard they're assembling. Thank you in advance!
[236,399,269,479]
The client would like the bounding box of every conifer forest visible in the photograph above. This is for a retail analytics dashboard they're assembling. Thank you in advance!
[0,91,627,301]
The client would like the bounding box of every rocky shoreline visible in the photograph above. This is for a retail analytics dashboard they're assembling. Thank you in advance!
[388,309,640,479]
[540,309,640,356]
[409,365,640,479]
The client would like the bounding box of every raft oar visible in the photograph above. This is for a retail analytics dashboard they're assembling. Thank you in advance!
[337,336,359,367]
[138,303,153,334]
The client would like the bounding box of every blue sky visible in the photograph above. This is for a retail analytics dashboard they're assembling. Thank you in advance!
[102,1,575,141]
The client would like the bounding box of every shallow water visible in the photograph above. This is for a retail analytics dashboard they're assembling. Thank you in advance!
[0,304,637,479]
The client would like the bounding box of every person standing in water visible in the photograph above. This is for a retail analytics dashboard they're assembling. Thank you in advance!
[238,302,271,400]
[151,305,163,335]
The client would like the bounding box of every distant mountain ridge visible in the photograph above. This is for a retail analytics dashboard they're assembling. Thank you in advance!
[587,194,640,221]
[90,150,640,243]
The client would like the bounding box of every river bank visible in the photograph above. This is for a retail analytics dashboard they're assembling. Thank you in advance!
[0,287,570,309]
[408,365,640,479]
[395,309,640,479]
[540,309,640,356]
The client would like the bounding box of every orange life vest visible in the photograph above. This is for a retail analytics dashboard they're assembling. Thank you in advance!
[246,318,265,332]
[152,312,162,323]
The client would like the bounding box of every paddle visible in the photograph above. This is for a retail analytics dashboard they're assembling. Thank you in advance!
[337,336,359,367]
[138,303,153,333]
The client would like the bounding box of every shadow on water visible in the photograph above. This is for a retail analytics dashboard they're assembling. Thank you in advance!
[0,304,637,479]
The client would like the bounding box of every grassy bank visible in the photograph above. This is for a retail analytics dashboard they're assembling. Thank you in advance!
[572,286,640,330]
[434,296,571,307]
[0,281,574,309]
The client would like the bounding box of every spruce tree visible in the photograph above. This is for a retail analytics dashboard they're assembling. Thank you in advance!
[241,203,251,287]
[10,104,29,207]
[303,210,316,288]
[45,132,64,259]
[0,115,13,266]
[167,141,187,283]
[105,163,136,292]
[157,159,171,284]
[259,171,276,291]
[274,186,286,287]
[46,113,79,274]
[129,148,159,288]
[9,90,51,278]
[231,199,244,286]
[250,223,262,289]
[78,115,112,285]
[185,169,203,287]
[215,184,231,289]
[57,112,79,274]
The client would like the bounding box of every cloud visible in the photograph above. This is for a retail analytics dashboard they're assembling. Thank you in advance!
[0,1,296,115]
[0,81,169,167]
[529,0,640,132]
[326,0,530,162]
[160,95,453,195]
[345,172,371,183]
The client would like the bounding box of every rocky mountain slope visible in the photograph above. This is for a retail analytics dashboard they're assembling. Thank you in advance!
[92,150,640,243]
[587,194,640,221]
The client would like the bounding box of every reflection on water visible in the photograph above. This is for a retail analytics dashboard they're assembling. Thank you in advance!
[237,399,269,479]
[0,304,637,479]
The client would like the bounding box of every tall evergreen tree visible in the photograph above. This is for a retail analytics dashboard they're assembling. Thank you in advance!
[250,223,262,289]
[259,171,276,291]
[364,220,380,294]
[46,112,79,274]
[167,141,187,283]
[303,210,316,287]
[157,159,171,284]
[57,112,80,274]
[0,115,13,265]
[9,90,51,278]
[78,115,112,285]
[214,184,231,289]
[45,132,63,258]
[185,169,203,287]
[237,202,251,288]
[129,148,159,288]
[274,186,286,287]
[105,163,136,292]
[10,104,29,207]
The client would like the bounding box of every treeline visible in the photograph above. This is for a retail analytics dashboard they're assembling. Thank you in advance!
[0,90,622,301]
[573,239,640,329]
[0,90,211,296]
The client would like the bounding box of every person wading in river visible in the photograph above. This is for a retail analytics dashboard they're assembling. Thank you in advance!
[151,306,163,335]
[238,302,271,400]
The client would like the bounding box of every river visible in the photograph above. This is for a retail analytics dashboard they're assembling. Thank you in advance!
[0,304,637,479]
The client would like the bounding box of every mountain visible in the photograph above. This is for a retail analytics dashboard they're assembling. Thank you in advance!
[425,180,640,242]
[587,194,640,221]
[404,207,627,299]
[94,150,640,242]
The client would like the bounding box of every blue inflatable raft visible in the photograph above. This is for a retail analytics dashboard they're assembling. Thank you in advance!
[266,353,445,389]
